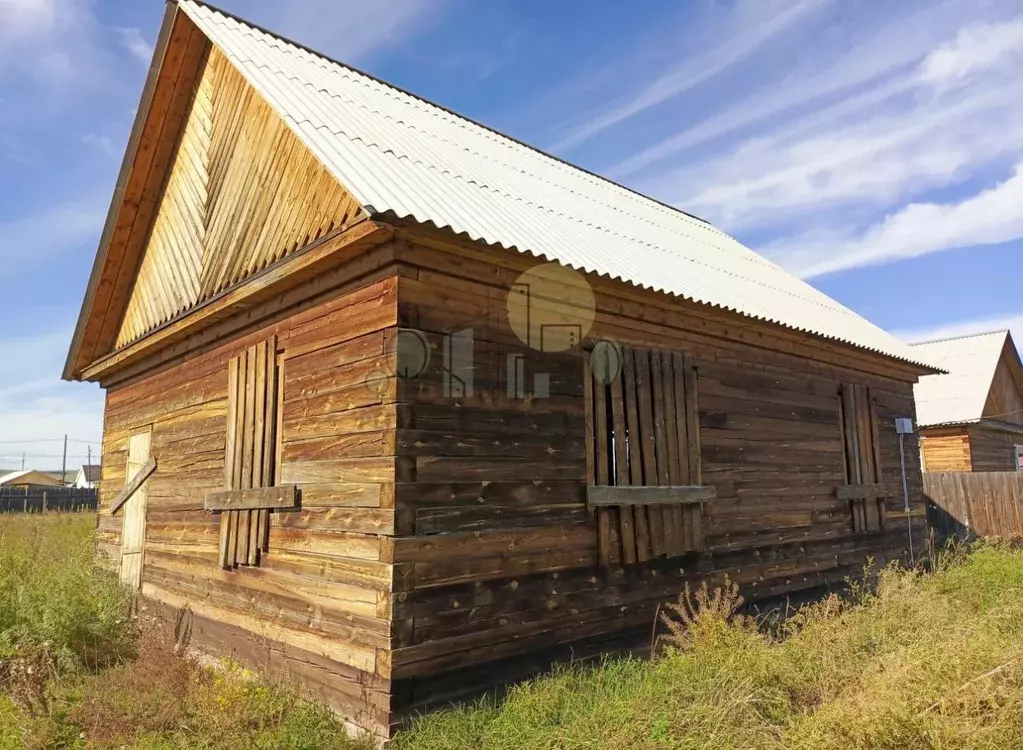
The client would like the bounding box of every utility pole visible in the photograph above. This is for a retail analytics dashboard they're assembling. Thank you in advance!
[61,435,68,485]
[88,446,92,468]
[21,453,25,471]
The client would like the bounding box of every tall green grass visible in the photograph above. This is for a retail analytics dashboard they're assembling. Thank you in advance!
[0,514,134,675]
[396,546,1023,750]
[5,514,1023,749]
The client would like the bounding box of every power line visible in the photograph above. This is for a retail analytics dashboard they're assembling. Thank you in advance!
[0,438,100,445]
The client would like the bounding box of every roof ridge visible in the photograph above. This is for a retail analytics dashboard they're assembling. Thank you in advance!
[176,0,715,229]
[909,329,1010,346]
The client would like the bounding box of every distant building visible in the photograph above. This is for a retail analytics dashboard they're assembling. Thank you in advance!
[0,470,66,489]
[912,330,1023,473]
[74,464,102,489]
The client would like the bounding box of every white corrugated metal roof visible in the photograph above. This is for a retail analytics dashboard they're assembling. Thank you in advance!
[178,0,934,370]
[909,331,1009,427]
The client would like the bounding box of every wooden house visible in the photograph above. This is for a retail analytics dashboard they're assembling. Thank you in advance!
[64,1,938,736]
[912,331,1023,473]
[0,470,65,489]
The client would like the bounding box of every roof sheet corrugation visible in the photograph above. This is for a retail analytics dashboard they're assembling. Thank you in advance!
[909,331,1009,427]
[178,0,932,369]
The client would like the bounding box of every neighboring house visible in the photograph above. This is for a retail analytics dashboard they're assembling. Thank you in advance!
[911,331,1023,473]
[0,470,66,489]
[62,2,938,737]
[74,464,102,489]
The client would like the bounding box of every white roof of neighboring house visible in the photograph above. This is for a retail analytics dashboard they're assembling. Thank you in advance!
[176,0,933,370]
[909,331,1010,427]
[0,470,65,487]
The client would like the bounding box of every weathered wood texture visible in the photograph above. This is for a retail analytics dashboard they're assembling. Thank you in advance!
[921,425,1023,473]
[383,236,927,715]
[837,383,889,533]
[968,427,1021,472]
[585,346,709,564]
[920,429,973,472]
[116,46,364,348]
[924,472,1023,539]
[216,336,279,569]
[98,274,399,735]
[92,221,928,735]
[984,345,1023,425]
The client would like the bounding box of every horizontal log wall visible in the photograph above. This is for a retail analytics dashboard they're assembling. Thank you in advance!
[99,270,399,734]
[920,429,973,472]
[388,235,927,714]
[968,427,1019,472]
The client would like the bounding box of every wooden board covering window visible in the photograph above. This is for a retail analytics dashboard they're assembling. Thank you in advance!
[838,383,892,533]
[120,428,152,590]
[218,336,281,568]
[585,345,711,566]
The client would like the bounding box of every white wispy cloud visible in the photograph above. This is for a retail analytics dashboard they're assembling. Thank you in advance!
[920,19,1023,87]
[0,197,106,268]
[243,0,443,63]
[894,313,1023,348]
[609,0,969,178]
[765,161,1023,278]
[114,27,153,63]
[549,0,829,153]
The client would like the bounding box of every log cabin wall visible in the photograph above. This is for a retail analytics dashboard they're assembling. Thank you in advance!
[96,270,400,734]
[387,232,927,716]
[920,429,974,472]
[967,427,1019,472]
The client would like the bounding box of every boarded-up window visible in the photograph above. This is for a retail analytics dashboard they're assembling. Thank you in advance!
[210,336,291,568]
[837,383,893,533]
[585,344,715,566]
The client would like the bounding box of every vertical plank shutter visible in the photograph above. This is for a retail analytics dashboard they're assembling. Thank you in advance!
[586,345,713,566]
[219,336,279,568]
[838,383,893,533]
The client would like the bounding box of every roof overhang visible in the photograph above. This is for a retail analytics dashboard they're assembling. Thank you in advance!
[63,1,199,381]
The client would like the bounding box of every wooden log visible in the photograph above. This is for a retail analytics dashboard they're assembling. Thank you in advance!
[587,486,718,507]
[205,485,299,511]
[110,457,158,514]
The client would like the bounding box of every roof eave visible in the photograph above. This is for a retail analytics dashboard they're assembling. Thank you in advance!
[382,213,940,377]
[62,1,181,382]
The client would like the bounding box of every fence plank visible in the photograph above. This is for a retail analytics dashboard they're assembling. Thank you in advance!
[0,487,98,515]
[924,472,1023,542]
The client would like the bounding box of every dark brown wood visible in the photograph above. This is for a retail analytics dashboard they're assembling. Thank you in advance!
[609,361,636,564]
[110,457,158,514]
[622,346,651,561]
[587,486,717,507]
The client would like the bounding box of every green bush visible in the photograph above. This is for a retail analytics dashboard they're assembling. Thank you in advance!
[0,514,135,675]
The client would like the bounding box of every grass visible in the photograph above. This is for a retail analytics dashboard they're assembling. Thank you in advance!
[0,514,374,750]
[4,514,1023,749]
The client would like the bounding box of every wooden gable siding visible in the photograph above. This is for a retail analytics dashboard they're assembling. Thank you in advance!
[116,45,365,349]
[984,349,1023,426]
[97,274,399,733]
[920,429,973,472]
[383,235,925,714]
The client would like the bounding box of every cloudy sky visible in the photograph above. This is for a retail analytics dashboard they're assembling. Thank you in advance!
[1,0,1021,469]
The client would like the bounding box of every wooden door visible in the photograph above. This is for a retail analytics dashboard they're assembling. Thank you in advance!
[120,429,152,589]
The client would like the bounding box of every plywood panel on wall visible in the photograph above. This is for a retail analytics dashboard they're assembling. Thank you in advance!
[116,46,365,348]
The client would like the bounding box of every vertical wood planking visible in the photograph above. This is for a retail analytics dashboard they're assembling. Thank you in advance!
[622,347,651,562]
[609,365,636,564]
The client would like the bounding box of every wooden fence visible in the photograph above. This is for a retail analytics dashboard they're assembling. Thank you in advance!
[923,472,1023,542]
[0,486,98,515]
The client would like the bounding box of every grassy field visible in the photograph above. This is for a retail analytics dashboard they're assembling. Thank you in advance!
[3,514,1023,749]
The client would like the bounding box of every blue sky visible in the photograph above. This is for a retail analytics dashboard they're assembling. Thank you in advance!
[1,0,1021,469]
